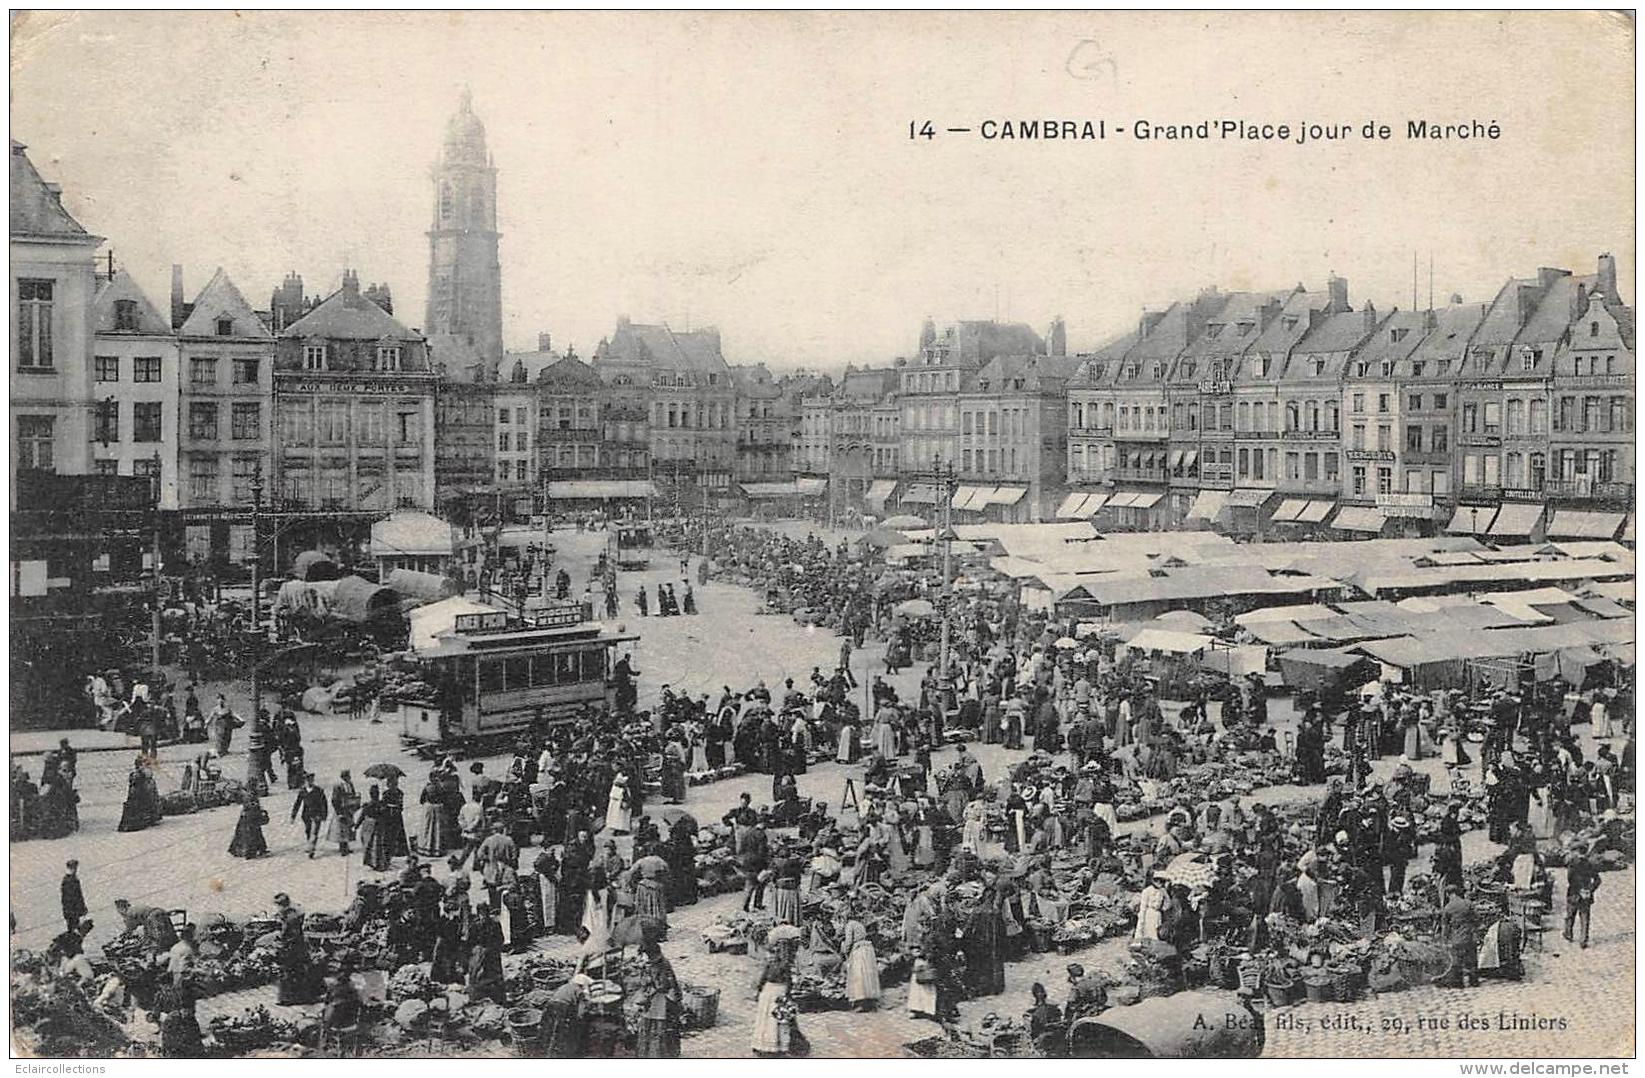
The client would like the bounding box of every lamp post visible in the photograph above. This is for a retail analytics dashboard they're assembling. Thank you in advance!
[934,457,960,686]
[250,466,264,721]
[149,449,163,672]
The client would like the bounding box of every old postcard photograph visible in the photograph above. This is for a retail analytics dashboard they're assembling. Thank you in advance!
[6,8,1637,1065]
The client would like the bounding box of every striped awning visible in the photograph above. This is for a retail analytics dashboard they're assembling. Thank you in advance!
[988,485,1026,506]
[1127,491,1164,509]
[1054,492,1089,519]
[1547,509,1624,540]
[1078,492,1110,515]
[1270,498,1308,522]
[1332,506,1386,533]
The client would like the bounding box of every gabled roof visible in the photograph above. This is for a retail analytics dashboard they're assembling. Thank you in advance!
[282,278,422,342]
[946,320,1046,363]
[594,319,729,374]
[1176,289,1293,367]
[838,367,896,402]
[10,141,97,241]
[536,354,602,388]
[1070,332,1136,388]
[1470,277,1542,355]
[1287,307,1385,374]
[93,270,172,336]
[1404,302,1487,373]
[971,353,1084,394]
[179,269,272,339]
[1244,289,1328,361]
[1344,307,1428,378]
[1517,273,1595,347]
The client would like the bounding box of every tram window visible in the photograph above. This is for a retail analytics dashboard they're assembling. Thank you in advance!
[556,651,579,683]
[531,654,558,687]
[479,660,504,693]
[505,657,531,690]
[581,649,606,681]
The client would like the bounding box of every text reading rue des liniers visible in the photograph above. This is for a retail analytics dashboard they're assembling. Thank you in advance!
[908,118,1502,145]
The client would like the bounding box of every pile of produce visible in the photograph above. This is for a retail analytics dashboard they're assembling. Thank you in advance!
[11,953,136,1058]
[687,762,748,787]
[206,1004,301,1055]
[159,776,250,817]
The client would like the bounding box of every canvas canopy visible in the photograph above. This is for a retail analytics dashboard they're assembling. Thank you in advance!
[1332,506,1385,533]
[1488,502,1544,539]
[1122,628,1212,655]
[329,575,399,623]
[1446,504,1498,535]
[1185,491,1229,521]
[544,479,657,499]
[1547,510,1625,540]
[409,595,503,653]
[384,568,459,602]
[370,511,455,558]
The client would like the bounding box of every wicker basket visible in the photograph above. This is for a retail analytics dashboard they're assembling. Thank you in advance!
[1266,976,1295,1006]
[1331,968,1359,1002]
[1237,958,1264,994]
[682,985,720,1029]
[1302,974,1332,1003]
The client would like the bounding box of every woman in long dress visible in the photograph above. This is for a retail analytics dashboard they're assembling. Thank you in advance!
[581,864,613,955]
[879,807,911,874]
[1133,875,1167,941]
[117,758,161,833]
[228,792,269,858]
[357,785,393,871]
[414,774,457,856]
[836,715,860,764]
[634,943,683,1058]
[533,846,563,935]
[871,707,899,759]
[627,848,672,937]
[751,934,800,1056]
[842,919,881,1010]
[960,801,987,854]
[605,774,632,836]
[1592,695,1613,739]
[1402,711,1425,761]
[381,774,410,858]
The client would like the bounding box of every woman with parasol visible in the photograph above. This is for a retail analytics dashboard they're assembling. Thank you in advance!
[356,785,393,871]
[362,764,410,860]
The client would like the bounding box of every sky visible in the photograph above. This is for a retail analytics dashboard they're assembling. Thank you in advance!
[10,10,1635,370]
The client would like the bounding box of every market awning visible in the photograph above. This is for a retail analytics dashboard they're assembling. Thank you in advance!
[545,479,658,500]
[794,477,828,496]
[1224,488,1276,509]
[900,485,938,504]
[988,485,1027,506]
[1185,490,1228,521]
[1078,492,1110,516]
[1168,450,1185,470]
[864,479,898,507]
[1624,514,1636,544]
[1488,502,1544,539]
[1127,491,1164,509]
[1547,509,1624,540]
[1296,500,1335,523]
[369,511,456,558]
[1270,499,1307,523]
[1445,504,1498,535]
[951,485,985,510]
[741,481,796,498]
[1105,492,1137,509]
[1181,450,1199,471]
[1332,506,1386,533]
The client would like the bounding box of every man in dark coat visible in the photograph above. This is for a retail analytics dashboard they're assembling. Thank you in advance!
[60,860,87,933]
[1563,847,1602,949]
[290,774,329,858]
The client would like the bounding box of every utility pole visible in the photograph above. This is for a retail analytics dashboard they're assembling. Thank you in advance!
[149,450,163,673]
[936,457,959,687]
[701,482,709,560]
[250,466,264,722]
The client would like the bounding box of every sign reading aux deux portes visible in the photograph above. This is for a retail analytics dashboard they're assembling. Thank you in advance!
[277,378,434,395]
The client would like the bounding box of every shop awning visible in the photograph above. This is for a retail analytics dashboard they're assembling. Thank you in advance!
[900,485,938,504]
[988,485,1027,506]
[1181,450,1199,471]
[1547,509,1624,540]
[1055,492,1089,519]
[1296,500,1335,523]
[1623,514,1636,544]
[1225,488,1276,509]
[1332,506,1386,533]
[795,477,828,496]
[865,479,898,507]
[742,481,801,498]
[1168,450,1185,470]
[1446,504,1498,535]
[1185,490,1229,521]
[545,479,658,500]
[1270,499,1307,522]
[1487,502,1544,539]
[1127,491,1164,509]
[1078,492,1110,515]
[951,485,982,510]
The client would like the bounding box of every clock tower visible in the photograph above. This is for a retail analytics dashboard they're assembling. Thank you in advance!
[425,88,504,376]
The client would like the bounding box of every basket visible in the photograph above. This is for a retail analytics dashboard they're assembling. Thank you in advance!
[1302,974,1332,1003]
[1265,976,1295,1006]
[681,985,720,1028]
[1237,958,1263,994]
[1331,969,1359,1002]
[507,1007,542,1057]
[1028,923,1053,953]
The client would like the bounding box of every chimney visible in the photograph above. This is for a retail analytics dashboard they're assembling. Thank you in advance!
[537,332,553,352]
[1048,316,1067,356]
[1258,297,1282,330]
[1572,282,1588,321]
[1598,252,1618,298]
[1363,300,1378,330]
[341,269,360,299]
[1327,275,1349,313]
[1536,266,1569,289]
[1138,310,1167,339]
[1423,309,1439,332]
[1515,283,1540,327]
[170,264,185,329]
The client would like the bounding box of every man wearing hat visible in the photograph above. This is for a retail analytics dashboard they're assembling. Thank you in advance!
[290,772,329,859]
[60,859,86,934]
[1381,813,1416,895]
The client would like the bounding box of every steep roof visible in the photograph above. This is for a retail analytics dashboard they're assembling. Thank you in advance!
[595,319,729,374]
[1291,306,1382,357]
[92,270,172,336]
[1244,289,1328,362]
[1344,307,1428,378]
[1405,302,1487,372]
[838,367,896,402]
[10,141,97,240]
[971,353,1084,393]
[282,278,422,342]
[1518,273,1594,347]
[1071,332,1137,388]
[179,269,272,339]
[1176,288,1293,367]
[1470,277,1542,353]
[942,320,1047,364]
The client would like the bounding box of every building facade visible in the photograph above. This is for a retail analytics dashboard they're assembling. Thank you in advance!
[91,270,180,509]
[424,90,504,378]
[592,317,736,490]
[174,268,274,566]
[10,140,102,495]
[272,270,436,547]
[955,353,1081,521]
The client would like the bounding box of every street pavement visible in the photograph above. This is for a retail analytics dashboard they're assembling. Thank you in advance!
[9,521,1636,1057]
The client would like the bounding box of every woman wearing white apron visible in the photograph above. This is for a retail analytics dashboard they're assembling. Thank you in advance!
[1592,695,1613,739]
[960,801,986,854]
[605,773,631,835]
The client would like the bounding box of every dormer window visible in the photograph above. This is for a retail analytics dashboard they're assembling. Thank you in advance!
[1236,322,1253,336]
[376,345,401,372]
[1591,321,1599,337]
[1411,361,1426,377]
[1380,361,1393,377]
[1257,356,1271,377]
[1521,348,1540,371]
[1180,360,1196,378]
[1205,324,1223,339]
[114,299,138,331]
[217,317,234,336]
[1283,317,1298,330]
[1390,327,1409,343]
[1151,363,1163,379]
[303,344,327,371]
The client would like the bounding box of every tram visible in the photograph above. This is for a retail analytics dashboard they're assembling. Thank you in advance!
[396,600,637,756]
